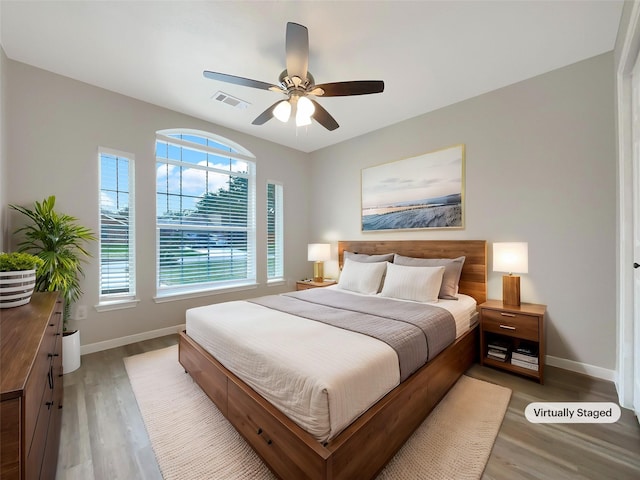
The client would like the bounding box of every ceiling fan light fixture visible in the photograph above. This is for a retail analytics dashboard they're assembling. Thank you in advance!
[295,96,315,127]
[297,96,315,117]
[296,113,313,127]
[273,100,292,122]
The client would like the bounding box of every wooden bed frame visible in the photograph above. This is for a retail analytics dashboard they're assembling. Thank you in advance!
[179,239,487,480]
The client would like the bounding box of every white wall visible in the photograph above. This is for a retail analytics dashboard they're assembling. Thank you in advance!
[5,60,311,346]
[309,53,617,373]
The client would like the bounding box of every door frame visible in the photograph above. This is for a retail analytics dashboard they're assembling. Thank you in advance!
[616,1,640,417]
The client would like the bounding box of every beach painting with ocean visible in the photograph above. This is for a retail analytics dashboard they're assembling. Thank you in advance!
[361,145,464,231]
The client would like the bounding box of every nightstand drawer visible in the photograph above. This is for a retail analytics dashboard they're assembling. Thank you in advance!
[481,309,539,341]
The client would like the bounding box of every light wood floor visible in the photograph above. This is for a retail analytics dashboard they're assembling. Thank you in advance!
[55,335,640,480]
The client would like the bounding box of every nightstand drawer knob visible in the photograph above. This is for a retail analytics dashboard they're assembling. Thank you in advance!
[499,324,516,330]
[500,312,516,317]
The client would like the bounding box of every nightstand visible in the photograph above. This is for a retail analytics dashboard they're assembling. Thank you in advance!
[479,300,546,383]
[296,280,336,291]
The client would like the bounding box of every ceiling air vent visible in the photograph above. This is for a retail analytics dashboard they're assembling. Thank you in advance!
[212,91,250,110]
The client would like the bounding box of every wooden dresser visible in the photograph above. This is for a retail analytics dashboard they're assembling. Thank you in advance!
[1,292,64,480]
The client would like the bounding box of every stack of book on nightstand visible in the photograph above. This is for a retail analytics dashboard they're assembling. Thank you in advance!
[511,343,539,371]
[487,339,510,362]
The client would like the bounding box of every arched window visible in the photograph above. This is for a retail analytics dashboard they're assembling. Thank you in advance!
[155,129,256,298]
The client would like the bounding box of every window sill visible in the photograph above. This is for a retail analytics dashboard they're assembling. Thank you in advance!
[153,282,258,303]
[266,279,286,287]
[95,298,140,312]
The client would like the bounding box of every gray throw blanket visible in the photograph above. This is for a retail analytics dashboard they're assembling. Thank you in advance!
[248,288,456,381]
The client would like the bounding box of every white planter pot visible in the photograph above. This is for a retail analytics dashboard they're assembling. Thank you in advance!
[63,330,81,374]
[0,269,36,308]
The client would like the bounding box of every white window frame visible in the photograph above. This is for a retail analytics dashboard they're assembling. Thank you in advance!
[96,147,138,311]
[154,129,257,301]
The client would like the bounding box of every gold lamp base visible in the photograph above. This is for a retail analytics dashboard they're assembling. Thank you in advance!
[502,274,521,306]
[313,261,324,283]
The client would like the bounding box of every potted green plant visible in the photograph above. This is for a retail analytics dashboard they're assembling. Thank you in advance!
[0,252,44,308]
[11,196,96,373]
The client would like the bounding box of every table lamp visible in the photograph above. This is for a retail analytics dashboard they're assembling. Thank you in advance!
[308,243,330,283]
[493,242,528,306]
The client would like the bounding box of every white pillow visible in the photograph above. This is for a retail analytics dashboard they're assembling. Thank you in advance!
[338,258,388,295]
[380,262,445,303]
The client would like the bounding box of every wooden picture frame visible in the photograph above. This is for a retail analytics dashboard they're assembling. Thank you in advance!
[361,144,465,231]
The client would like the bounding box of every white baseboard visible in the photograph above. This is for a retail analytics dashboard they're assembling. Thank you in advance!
[80,324,185,356]
[545,355,616,382]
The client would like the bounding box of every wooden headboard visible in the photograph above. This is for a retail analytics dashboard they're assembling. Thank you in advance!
[338,240,487,305]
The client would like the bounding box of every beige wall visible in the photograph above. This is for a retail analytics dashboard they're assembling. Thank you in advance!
[0,46,7,252]
[5,60,311,346]
[3,51,619,374]
[309,53,617,372]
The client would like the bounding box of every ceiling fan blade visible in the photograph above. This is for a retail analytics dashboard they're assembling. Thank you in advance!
[285,22,309,81]
[309,99,339,131]
[251,101,282,125]
[313,80,384,97]
[203,71,279,91]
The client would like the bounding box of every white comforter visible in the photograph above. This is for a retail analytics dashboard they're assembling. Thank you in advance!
[186,291,476,442]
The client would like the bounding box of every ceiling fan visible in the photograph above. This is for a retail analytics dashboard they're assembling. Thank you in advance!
[203,22,384,131]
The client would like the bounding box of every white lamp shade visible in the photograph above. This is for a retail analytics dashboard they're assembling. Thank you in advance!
[493,242,528,274]
[297,96,315,116]
[296,113,312,127]
[308,243,331,262]
[296,96,315,126]
[273,100,292,122]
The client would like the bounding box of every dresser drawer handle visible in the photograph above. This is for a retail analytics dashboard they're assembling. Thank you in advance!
[499,324,516,330]
[499,312,516,317]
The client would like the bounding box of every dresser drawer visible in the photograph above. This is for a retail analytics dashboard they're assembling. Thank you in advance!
[481,308,539,341]
[0,398,21,479]
[26,383,54,480]
[24,349,53,454]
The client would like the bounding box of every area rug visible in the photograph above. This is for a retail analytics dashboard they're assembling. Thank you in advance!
[124,345,511,480]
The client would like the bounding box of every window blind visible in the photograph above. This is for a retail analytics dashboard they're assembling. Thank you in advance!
[267,182,284,280]
[155,131,256,296]
[99,149,135,300]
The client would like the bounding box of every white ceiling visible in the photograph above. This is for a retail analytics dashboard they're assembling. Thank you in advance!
[0,1,623,153]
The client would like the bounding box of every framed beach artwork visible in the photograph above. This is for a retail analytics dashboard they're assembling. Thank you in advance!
[361,144,465,231]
